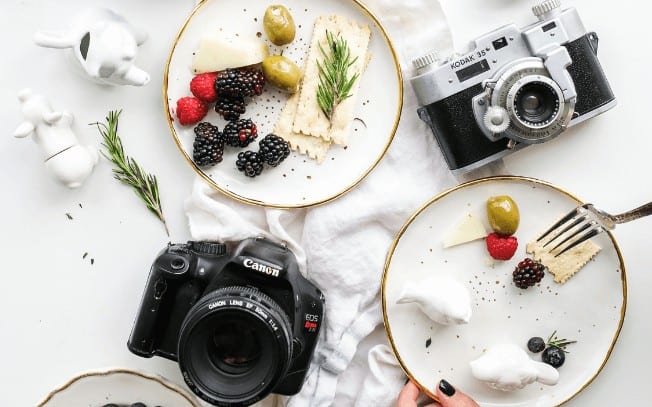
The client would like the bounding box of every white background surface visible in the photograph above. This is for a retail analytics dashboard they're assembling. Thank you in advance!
[0,0,650,406]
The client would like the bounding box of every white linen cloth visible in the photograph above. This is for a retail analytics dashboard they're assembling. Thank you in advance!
[184,1,490,405]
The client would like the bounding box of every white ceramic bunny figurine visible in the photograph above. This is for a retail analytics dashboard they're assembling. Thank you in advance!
[34,8,149,86]
[396,275,472,325]
[470,344,559,391]
[14,89,98,188]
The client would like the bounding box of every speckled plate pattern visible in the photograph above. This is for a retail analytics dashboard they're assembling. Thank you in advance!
[164,0,402,208]
[37,368,201,407]
[382,176,626,407]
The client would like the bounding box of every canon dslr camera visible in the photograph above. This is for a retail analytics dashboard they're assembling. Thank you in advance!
[128,238,324,406]
[411,0,616,173]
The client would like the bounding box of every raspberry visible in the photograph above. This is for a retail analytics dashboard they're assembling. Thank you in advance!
[258,134,290,167]
[224,119,258,148]
[190,72,218,103]
[485,232,518,260]
[236,151,264,177]
[176,96,208,126]
[512,258,546,289]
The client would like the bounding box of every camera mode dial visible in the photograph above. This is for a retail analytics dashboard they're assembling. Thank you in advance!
[532,0,561,20]
[191,241,227,255]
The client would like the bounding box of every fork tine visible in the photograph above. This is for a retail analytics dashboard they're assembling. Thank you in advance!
[541,215,587,248]
[536,208,579,242]
[553,227,603,257]
[547,221,593,252]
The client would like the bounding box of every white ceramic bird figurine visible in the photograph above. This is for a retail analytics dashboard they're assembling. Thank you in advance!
[14,89,98,188]
[470,344,559,391]
[396,275,472,325]
[34,8,149,86]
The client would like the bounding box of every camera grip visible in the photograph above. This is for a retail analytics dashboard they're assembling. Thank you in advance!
[419,84,510,171]
[565,33,615,115]
[128,277,167,357]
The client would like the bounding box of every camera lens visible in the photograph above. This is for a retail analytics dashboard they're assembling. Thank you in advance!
[209,319,261,375]
[178,287,293,406]
[513,81,559,126]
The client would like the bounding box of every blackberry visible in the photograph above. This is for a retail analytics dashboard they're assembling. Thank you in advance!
[259,134,290,167]
[512,258,546,289]
[542,346,565,368]
[236,151,264,177]
[192,122,225,167]
[224,118,258,148]
[527,336,546,353]
[215,67,265,98]
[215,95,246,121]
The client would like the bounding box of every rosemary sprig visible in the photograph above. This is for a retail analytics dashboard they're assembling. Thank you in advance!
[546,330,577,353]
[316,30,360,122]
[93,110,169,237]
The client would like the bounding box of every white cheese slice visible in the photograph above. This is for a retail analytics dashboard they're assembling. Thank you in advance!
[443,213,487,248]
[192,33,269,74]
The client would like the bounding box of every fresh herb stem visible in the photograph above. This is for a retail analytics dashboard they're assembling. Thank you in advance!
[316,30,359,122]
[93,110,170,237]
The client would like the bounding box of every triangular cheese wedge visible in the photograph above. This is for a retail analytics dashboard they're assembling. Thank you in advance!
[443,213,487,248]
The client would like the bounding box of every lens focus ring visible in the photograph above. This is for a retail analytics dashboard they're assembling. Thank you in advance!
[177,286,293,406]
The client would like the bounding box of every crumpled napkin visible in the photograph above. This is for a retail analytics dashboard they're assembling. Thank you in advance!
[184,1,468,406]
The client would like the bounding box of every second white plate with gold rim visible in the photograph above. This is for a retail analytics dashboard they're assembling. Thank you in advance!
[164,0,402,208]
[382,176,626,407]
[38,368,201,407]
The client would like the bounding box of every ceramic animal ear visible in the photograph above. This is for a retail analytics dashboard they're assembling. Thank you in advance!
[123,66,150,86]
[14,122,35,138]
[43,112,63,124]
[132,26,148,46]
[33,30,75,49]
[79,32,91,60]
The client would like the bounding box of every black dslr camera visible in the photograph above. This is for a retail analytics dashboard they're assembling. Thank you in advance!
[411,0,616,174]
[128,238,324,406]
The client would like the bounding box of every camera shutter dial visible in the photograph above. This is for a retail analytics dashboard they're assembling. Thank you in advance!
[191,241,227,255]
[483,106,511,134]
[532,0,561,20]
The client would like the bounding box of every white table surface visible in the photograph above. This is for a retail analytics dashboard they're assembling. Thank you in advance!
[1,0,649,406]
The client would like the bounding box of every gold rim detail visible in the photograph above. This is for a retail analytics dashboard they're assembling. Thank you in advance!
[37,368,201,407]
[162,0,404,209]
[381,175,627,405]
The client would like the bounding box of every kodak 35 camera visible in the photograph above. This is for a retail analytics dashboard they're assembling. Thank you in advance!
[411,0,616,173]
[128,238,324,406]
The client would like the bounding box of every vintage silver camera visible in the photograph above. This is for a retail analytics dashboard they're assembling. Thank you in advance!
[411,0,616,173]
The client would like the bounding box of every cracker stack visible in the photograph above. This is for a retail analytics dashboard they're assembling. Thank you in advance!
[274,15,371,163]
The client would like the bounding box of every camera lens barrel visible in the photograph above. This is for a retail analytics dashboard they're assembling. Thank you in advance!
[489,58,575,144]
[178,286,293,406]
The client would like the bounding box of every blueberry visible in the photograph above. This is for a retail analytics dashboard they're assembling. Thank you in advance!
[527,336,545,353]
[129,403,147,407]
[542,346,565,368]
[102,405,119,407]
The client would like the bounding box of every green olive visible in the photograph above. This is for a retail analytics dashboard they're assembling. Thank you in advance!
[263,5,296,46]
[487,195,520,235]
[262,55,301,93]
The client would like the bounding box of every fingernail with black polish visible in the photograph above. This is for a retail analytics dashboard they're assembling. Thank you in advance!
[439,379,456,397]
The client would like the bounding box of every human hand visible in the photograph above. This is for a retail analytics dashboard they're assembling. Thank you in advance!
[397,379,480,407]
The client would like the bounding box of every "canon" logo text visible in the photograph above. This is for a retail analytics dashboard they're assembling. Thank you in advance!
[243,258,281,277]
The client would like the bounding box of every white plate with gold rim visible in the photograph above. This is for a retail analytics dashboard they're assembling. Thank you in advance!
[382,176,626,407]
[164,0,402,208]
[38,368,201,407]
